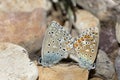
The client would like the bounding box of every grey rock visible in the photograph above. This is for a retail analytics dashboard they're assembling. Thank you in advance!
[76,0,118,21]
[116,15,120,44]
[115,48,120,80]
[0,42,38,80]
[95,50,115,80]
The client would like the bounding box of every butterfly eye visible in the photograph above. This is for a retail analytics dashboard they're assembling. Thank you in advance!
[48,51,50,53]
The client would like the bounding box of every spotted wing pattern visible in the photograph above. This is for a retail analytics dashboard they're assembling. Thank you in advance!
[73,27,99,69]
[39,21,73,67]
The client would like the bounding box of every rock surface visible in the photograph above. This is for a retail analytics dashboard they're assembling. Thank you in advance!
[74,10,100,34]
[89,77,103,80]
[116,15,120,43]
[115,48,120,80]
[95,50,115,80]
[71,29,79,38]
[0,42,38,80]
[99,21,118,60]
[0,9,46,54]
[115,55,120,80]
[38,64,89,80]
[76,0,118,21]
[0,0,51,12]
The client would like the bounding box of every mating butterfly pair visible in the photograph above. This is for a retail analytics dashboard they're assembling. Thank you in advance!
[38,21,99,70]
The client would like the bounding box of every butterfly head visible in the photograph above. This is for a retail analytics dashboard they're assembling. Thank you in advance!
[38,57,49,67]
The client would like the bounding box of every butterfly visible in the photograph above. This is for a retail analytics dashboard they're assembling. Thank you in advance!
[38,21,99,70]
[38,21,73,67]
[69,26,99,70]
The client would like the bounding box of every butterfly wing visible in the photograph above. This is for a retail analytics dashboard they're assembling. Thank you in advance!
[72,27,99,69]
[39,21,73,67]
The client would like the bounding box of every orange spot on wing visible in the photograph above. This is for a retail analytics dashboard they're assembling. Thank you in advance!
[74,43,78,48]
[89,37,94,41]
[84,35,87,38]
[87,35,91,38]
[77,39,81,43]
[81,37,84,41]
[84,35,91,38]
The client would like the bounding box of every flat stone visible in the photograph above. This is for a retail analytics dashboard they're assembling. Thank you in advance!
[38,64,89,80]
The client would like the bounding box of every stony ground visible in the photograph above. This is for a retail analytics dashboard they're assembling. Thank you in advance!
[0,0,120,80]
